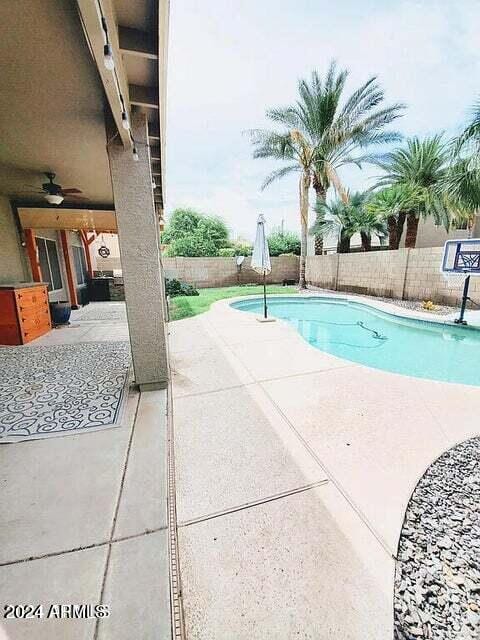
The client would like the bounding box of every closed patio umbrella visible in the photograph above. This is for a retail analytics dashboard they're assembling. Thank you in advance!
[251,214,272,320]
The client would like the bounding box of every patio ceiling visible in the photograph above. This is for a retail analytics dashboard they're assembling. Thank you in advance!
[0,0,167,213]
[0,0,113,207]
[17,207,117,233]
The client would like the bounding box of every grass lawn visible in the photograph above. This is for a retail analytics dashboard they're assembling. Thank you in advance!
[169,284,298,321]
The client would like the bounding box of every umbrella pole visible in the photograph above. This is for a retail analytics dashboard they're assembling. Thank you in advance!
[263,272,267,319]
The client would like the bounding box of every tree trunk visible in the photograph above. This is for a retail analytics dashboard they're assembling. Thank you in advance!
[388,211,407,250]
[298,172,310,289]
[405,213,419,249]
[360,232,371,251]
[313,183,327,255]
[387,216,398,250]
[337,231,351,253]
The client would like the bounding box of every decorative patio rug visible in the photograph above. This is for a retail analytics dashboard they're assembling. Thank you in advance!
[0,341,131,442]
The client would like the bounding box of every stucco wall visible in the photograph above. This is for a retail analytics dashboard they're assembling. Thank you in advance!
[0,197,28,284]
[162,256,299,288]
[306,247,480,306]
[400,217,471,249]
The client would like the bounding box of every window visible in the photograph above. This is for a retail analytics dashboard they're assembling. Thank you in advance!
[36,237,63,291]
[73,245,88,285]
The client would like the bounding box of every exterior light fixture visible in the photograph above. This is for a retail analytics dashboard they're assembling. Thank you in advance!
[132,147,139,161]
[152,178,157,190]
[103,43,114,70]
[121,112,130,130]
[44,194,64,205]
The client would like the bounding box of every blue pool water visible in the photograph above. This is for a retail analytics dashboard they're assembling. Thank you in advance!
[231,297,480,386]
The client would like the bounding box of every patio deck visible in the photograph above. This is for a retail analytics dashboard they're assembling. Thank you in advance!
[169,293,480,639]
[0,303,170,639]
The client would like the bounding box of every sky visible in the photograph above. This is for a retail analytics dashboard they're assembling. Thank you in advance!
[165,0,480,241]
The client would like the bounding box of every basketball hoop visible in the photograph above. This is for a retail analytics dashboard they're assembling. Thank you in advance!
[441,239,480,324]
[442,271,468,289]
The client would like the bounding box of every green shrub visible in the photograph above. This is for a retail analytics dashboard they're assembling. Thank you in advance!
[217,247,236,257]
[162,208,229,257]
[267,229,301,256]
[165,278,199,297]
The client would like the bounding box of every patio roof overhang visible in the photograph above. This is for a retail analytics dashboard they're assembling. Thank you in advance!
[17,207,117,234]
[0,0,167,219]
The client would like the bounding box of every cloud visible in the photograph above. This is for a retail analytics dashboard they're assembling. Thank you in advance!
[166,0,480,240]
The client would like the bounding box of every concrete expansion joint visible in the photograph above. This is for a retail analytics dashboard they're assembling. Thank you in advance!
[258,382,394,560]
[0,526,169,569]
[94,391,140,640]
[178,480,330,529]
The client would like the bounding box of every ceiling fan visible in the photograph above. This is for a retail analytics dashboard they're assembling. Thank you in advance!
[22,172,87,205]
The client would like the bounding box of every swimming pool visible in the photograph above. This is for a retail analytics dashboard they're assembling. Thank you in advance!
[231,296,480,386]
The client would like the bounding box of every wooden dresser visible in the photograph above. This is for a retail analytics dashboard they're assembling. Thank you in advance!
[0,283,52,345]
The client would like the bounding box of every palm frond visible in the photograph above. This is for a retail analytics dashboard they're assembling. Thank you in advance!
[261,164,299,190]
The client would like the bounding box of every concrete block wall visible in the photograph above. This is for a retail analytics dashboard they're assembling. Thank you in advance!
[162,256,299,288]
[404,247,480,306]
[305,254,338,290]
[337,250,409,299]
[306,247,480,306]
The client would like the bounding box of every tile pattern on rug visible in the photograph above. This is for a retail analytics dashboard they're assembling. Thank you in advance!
[0,341,131,442]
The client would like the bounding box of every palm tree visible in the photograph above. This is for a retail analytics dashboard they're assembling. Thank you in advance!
[373,136,449,248]
[249,127,316,287]
[311,192,386,253]
[303,64,404,252]
[366,184,422,249]
[445,99,480,220]
[249,63,404,285]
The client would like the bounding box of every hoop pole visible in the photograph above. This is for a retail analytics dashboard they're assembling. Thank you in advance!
[455,275,471,325]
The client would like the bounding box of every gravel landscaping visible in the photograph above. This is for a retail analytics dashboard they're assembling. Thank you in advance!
[394,437,480,639]
[306,285,455,316]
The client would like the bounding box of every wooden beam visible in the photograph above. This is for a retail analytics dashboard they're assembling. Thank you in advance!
[76,0,132,147]
[86,231,97,245]
[118,26,158,59]
[24,228,42,282]
[60,231,79,308]
[150,145,161,161]
[129,84,159,110]
[80,231,94,278]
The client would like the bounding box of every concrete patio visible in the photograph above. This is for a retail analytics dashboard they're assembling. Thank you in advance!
[169,293,480,639]
[0,303,170,640]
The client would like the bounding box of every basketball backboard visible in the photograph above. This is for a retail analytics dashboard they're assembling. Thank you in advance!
[441,238,480,275]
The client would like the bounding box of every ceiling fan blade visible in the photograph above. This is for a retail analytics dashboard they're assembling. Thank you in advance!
[61,188,83,194]
[64,194,89,200]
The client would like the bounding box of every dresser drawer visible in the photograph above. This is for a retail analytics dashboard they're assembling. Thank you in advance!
[21,320,51,344]
[18,300,49,321]
[15,286,48,309]
[19,307,51,332]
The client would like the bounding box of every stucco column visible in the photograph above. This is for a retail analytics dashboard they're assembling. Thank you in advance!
[107,112,169,390]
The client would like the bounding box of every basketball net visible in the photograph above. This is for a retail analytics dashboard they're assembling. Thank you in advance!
[442,271,469,289]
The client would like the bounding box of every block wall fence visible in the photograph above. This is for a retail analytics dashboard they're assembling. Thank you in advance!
[306,247,480,306]
[162,255,299,288]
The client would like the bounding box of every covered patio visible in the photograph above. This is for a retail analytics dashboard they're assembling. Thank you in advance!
[0,0,172,638]
[0,302,170,639]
